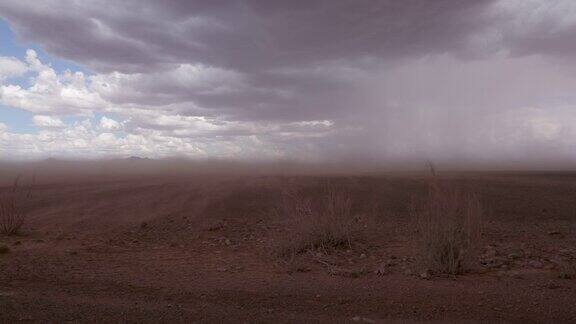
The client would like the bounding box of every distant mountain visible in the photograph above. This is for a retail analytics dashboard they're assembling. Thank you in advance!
[126,156,152,161]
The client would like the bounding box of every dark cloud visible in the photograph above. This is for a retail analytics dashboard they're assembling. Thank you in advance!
[0,0,497,73]
[3,0,576,163]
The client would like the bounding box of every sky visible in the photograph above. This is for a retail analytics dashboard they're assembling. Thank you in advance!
[1,0,576,166]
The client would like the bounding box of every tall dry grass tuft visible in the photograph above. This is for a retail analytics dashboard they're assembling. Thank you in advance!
[0,175,34,235]
[414,181,482,275]
[275,183,368,257]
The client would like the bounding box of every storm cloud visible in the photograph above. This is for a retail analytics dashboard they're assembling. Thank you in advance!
[1,0,576,165]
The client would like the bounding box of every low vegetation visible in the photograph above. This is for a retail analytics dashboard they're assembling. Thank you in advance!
[0,175,33,235]
[275,183,370,257]
[414,180,483,275]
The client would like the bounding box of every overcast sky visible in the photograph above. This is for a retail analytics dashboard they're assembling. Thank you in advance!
[1,0,576,165]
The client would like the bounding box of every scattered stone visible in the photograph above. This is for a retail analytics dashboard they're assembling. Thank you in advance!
[334,267,368,278]
[296,266,312,273]
[484,246,497,259]
[528,260,543,269]
[419,272,431,280]
[546,282,561,290]
[375,264,390,276]
[352,316,375,323]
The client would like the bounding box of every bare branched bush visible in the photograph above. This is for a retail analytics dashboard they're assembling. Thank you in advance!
[275,183,368,257]
[414,181,482,275]
[0,175,33,235]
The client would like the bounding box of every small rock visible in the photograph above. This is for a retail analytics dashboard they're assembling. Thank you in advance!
[547,282,561,289]
[140,222,148,229]
[296,266,312,273]
[375,265,389,276]
[484,247,497,259]
[548,231,561,236]
[419,271,431,280]
[360,253,367,259]
[528,260,543,269]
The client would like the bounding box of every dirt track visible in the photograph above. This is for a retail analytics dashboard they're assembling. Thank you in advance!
[1,171,575,323]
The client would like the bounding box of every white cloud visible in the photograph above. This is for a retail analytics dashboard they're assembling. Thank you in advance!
[90,64,245,106]
[32,115,65,128]
[99,116,121,130]
[0,51,108,115]
[0,118,292,160]
[0,56,28,80]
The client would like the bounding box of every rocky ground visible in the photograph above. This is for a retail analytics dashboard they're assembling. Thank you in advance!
[1,170,575,323]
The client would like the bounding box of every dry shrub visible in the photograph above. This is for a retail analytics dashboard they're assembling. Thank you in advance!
[414,181,482,275]
[275,183,369,257]
[0,175,33,235]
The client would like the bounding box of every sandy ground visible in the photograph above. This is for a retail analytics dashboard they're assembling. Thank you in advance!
[1,166,575,323]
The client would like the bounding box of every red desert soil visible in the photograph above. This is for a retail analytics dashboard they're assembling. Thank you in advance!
[1,169,575,323]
